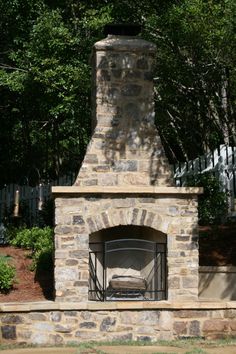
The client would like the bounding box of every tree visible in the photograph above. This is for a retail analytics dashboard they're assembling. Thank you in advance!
[0,0,235,186]
[144,0,236,160]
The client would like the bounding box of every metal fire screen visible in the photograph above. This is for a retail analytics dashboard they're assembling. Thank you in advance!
[89,239,167,301]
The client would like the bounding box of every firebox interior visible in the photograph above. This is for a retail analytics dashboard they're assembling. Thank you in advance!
[89,225,167,301]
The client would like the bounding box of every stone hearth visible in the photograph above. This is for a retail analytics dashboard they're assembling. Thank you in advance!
[52,27,202,303]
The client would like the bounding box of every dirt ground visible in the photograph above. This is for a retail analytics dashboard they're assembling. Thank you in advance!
[0,224,236,302]
[1,344,236,354]
[199,224,236,266]
[0,246,53,302]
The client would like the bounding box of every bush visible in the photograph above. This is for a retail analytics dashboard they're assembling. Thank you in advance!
[187,172,228,225]
[10,226,54,270]
[0,259,16,293]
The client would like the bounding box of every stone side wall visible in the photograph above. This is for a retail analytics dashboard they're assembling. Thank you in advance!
[1,307,236,344]
[54,194,199,302]
[199,266,236,301]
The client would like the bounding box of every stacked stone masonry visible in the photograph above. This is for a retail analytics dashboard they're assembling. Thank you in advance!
[74,35,173,187]
[53,35,201,306]
[1,306,236,344]
[54,194,199,302]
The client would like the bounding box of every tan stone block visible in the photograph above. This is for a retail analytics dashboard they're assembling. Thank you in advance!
[174,310,208,318]
[116,325,134,332]
[118,173,149,185]
[159,311,172,330]
[120,311,138,325]
[210,310,224,319]
[180,268,189,276]
[173,321,187,335]
[55,250,68,259]
[168,276,180,289]
[55,214,72,225]
[182,276,198,289]
[203,320,229,332]
[229,320,236,330]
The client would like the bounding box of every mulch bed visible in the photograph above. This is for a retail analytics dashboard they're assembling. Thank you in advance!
[0,246,54,302]
[0,224,235,302]
[199,224,236,266]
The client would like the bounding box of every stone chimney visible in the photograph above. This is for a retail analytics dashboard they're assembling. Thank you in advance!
[74,24,173,187]
[52,25,202,303]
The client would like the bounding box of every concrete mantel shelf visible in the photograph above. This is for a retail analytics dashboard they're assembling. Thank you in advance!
[0,300,235,312]
[52,186,203,196]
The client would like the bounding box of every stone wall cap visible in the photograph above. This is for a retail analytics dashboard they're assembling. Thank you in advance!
[0,300,236,312]
[94,36,156,52]
[52,186,203,196]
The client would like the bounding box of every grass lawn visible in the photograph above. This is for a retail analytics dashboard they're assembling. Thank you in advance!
[0,338,236,354]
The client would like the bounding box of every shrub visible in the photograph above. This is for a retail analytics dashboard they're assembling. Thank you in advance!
[10,226,54,270]
[187,172,228,225]
[0,259,16,293]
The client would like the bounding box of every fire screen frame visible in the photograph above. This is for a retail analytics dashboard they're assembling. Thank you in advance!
[89,238,167,301]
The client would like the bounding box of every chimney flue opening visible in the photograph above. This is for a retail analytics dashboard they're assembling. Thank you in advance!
[104,23,141,36]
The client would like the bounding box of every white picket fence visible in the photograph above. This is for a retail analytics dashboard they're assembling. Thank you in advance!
[174,145,236,215]
[0,145,236,225]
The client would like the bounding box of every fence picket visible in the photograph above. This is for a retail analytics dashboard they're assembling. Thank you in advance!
[174,144,236,217]
[0,149,236,225]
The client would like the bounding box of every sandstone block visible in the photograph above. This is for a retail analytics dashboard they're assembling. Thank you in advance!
[73,215,85,225]
[111,332,133,341]
[28,313,47,321]
[55,268,78,282]
[173,321,187,335]
[100,316,116,331]
[33,322,54,331]
[79,321,96,329]
[182,276,198,289]
[1,325,16,340]
[1,315,24,324]
[203,320,229,332]
[55,324,72,333]
[31,332,49,345]
[49,334,63,345]
[138,311,160,325]
[168,276,180,289]
[189,320,201,336]
[50,312,62,322]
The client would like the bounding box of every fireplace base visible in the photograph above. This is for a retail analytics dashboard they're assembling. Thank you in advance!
[53,186,202,303]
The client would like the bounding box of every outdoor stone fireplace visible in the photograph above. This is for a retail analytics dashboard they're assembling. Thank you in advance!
[52,25,202,303]
[2,25,236,348]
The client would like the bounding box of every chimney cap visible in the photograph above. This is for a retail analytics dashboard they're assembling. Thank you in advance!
[104,24,141,36]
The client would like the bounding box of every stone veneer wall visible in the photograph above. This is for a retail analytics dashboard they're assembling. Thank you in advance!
[53,33,202,303]
[54,192,199,302]
[1,303,236,344]
[74,35,174,187]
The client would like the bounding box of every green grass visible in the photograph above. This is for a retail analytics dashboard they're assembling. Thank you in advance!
[0,338,236,352]
[184,348,208,354]
[0,254,11,261]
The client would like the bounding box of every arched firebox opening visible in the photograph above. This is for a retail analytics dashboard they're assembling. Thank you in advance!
[89,225,167,301]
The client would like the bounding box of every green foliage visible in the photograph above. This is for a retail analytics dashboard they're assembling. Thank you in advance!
[187,173,228,225]
[10,226,53,270]
[144,0,236,160]
[0,0,236,185]
[0,258,16,293]
[4,226,19,243]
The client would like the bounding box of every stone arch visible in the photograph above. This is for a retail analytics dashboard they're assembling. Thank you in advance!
[85,207,170,235]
